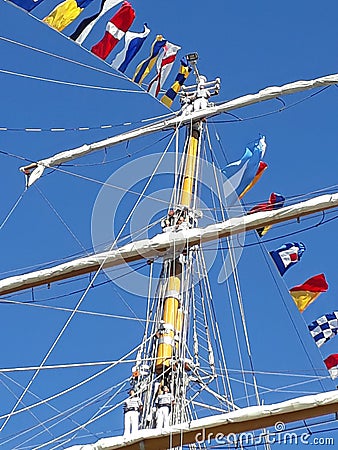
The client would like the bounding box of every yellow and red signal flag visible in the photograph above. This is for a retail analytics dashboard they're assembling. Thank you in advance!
[289,273,328,313]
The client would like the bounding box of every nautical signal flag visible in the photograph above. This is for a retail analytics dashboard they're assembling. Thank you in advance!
[91,1,135,60]
[43,0,95,32]
[111,24,150,73]
[222,135,267,206]
[70,0,123,44]
[133,35,167,85]
[308,312,338,347]
[249,192,285,237]
[289,273,328,313]
[161,58,192,108]
[270,242,306,276]
[8,0,45,11]
[324,354,338,380]
[147,41,181,97]
[239,161,268,199]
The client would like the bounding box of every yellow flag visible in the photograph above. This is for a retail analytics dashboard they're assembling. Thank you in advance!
[43,0,83,32]
[289,291,321,313]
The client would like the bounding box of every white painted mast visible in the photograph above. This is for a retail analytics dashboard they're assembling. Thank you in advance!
[20,73,338,186]
[0,192,337,295]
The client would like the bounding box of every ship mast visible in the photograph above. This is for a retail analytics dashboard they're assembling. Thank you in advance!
[130,55,223,429]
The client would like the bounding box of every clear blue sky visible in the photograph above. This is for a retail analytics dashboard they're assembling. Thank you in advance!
[0,0,338,448]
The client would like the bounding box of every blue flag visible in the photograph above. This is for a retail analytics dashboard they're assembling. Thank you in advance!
[111,24,151,73]
[308,312,338,347]
[269,242,306,276]
[222,135,266,206]
[8,0,45,11]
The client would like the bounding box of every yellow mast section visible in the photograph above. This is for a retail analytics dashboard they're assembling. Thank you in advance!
[156,123,201,372]
[180,125,200,208]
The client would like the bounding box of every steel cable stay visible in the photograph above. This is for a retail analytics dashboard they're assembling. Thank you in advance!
[0,35,126,82]
[49,380,129,450]
[0,358,167,374]
[34,359,197,449]
[0,189,27,232]
[0,371,106,447]
[13,384,125,450]
[0,67,143,93]
[0,263,143,430]
[0,332,157,430]
[1,382,114,447]
[211,367,330,378]
[206,123,273,449]
[208,199,259,450]
[0,377,57,443]
[34,185,89,256]
[204,124,248,408]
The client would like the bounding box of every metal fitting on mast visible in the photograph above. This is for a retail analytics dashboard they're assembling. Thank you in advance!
[180,53,221,113]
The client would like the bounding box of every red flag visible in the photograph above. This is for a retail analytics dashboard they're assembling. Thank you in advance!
[290,273,328,294]
[249,192,285,237]
[249,192,285,214]
[91,1,135,60]
[289,273,328,313]
[324,354,338,379]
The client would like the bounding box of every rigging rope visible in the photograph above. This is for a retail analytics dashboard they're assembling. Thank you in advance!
[0,381,118,448]
[0,377,56,442]
[55,380,128,450]
[0,371,92,446]
[44,165,174,207]
[0,298,153,323]
[0,227,152,430]
[0,35,126,81]
[35,185,89,255]
[0,189,26,232]
[205,124,270,450]
[204,125,249,407]
[0,332,155,423]
[0,67,143,93]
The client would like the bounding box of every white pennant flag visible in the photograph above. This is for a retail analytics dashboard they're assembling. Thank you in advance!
[147,42,181,97]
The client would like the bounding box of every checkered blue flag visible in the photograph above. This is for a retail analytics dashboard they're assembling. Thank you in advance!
[308,312,338,347]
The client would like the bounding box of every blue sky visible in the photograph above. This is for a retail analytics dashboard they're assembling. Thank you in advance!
[0,0,338,448]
